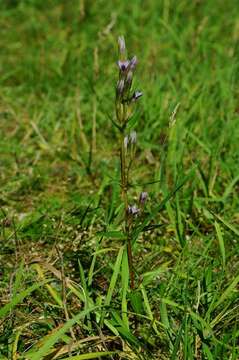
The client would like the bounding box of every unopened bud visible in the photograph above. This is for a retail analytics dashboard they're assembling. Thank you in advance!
[129,130,137,144]
[132,91,143,102]
[129,56,137,70]
[139,191,148,205]
[118,36,126,55]
[117,79,125,95]
[126,70,133,87]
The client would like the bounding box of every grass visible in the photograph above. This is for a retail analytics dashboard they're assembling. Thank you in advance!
[0,0,239,359]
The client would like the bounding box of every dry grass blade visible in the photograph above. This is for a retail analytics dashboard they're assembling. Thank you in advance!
[51,336,118,359]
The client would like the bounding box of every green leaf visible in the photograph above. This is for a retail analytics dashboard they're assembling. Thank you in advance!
[129,291,144,314]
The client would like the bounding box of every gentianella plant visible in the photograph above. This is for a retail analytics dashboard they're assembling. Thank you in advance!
[115,36,147,289]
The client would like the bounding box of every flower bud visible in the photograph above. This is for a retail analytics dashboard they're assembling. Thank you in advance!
[118,36,126,55]
[139,191,148,205]
[127,204,140,216]
[132,91,143,102]
[117,79,125,96]
[129,56,137,70]
[129,130,137,144]
[126,70,133,88]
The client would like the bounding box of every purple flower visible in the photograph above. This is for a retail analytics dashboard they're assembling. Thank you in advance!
[118,60,130,72]
[128,204,140,216]
[139,191,148,205]
[129,130,137,144]
[132,91,143,101]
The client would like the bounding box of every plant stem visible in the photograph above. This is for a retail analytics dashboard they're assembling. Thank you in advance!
[127,234,134,289]
[120,130,134,289]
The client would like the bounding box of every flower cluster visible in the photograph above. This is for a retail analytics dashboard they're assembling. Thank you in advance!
[127,191,148,218]
[127,204,140,216]
[115,36,143,124]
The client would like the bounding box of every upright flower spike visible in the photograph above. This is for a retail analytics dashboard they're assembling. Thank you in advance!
[114,36,143,289]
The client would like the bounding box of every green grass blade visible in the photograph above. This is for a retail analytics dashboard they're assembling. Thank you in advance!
[213,273,239,310]
[88,237,101,287]
[0,280,50,319]
[133,166,196,243]
[141,284,159,335]
[222,173,239,200]
[100,246,124,325]
[12,261,24,298]
[35,264,63,307]
[210,212,239,237]
[142,262,170,286]
[26,307,98,360]
[78,258,91,329]
[111,311,141,347]
[160,302,170,329]
[202,343,214,360]
[129,290,144,315]
[171,318,184,360]
[214,221,226,267]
